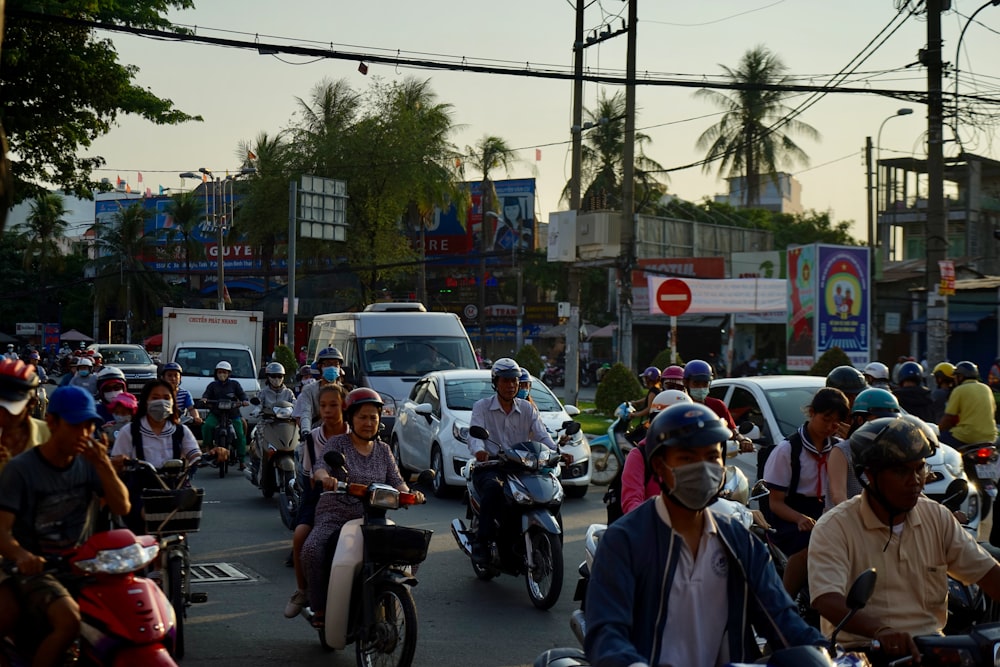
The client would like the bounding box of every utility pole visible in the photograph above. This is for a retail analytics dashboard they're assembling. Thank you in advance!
[924,0,948,368]
[564,0,585,406]
[619,0,638,370]
[865,136,878,360]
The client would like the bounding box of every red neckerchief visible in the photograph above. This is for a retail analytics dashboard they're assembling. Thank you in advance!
[799,425,831,498]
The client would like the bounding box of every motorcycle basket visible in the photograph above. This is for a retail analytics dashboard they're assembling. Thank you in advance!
[362,524,432,565]
[141,488,205,535]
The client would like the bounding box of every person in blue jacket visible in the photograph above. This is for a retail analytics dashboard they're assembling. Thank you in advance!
[584,402,826,667]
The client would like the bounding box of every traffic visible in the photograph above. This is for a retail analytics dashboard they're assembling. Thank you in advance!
[4,321,1000,666]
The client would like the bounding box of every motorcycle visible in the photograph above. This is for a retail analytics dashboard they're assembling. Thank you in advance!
[200,397,239,478]
[450,424,571,609]
[542,363,565,388]
[587,402,635,487]
[304,451,432,667]
[950,439,999,538]
[1,529,179,667]
[247,398,300,528]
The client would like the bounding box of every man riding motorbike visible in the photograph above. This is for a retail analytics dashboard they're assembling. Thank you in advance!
[201,361,250,469]
[161,361,202,426]
[938,360,998,449]
[468,358,569,566]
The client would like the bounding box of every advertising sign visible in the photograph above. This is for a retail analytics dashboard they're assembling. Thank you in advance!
[816,245,870,366]
[432,178,536,261]
[786,245,817,371]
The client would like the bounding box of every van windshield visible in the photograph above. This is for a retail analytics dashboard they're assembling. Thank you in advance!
[360,336,477,377]
[175,348,255,378]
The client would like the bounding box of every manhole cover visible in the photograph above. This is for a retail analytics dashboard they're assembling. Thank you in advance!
[190,562,253,584]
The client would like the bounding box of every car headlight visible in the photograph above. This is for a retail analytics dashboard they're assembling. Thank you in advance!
[453,422,469,443]
[380,395,397,419]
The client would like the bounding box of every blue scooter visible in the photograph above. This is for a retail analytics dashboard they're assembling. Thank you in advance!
[586,402,634,487]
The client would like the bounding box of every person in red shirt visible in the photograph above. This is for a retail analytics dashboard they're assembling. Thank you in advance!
[682,359,753,453]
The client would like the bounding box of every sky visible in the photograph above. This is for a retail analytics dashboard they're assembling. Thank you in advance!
[84,0,1000,243]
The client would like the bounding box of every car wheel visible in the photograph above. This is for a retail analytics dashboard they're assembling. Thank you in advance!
[430,445,450,498]
[390,434,405,472]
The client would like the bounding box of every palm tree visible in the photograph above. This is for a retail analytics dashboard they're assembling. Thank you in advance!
[23,192,69,274]
[162,190,206,302]
[562,90,666,212]
[695,45,819,207]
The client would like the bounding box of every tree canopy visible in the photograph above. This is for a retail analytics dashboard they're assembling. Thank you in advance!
[0,1,201,203]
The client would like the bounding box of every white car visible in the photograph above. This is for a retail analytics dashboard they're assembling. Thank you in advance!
[391,369,591,498]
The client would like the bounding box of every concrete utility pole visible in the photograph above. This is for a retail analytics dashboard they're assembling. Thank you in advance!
[619,0,638,370]
[924,0,948,368]
[564,0,585,406]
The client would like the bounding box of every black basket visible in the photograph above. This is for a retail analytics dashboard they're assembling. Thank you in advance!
[362,524,432,565]
[141,488,204,535]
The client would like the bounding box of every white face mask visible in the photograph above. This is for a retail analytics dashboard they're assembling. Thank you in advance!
[147,398,173,422]
[689,387,710,402]
[113,413,131,424]
[104,390,123,402]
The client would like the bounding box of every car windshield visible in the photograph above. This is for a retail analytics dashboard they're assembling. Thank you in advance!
[443,377,565,413]
[100,347,152,365]
[175,348,255,378]
[762,385,823,436]
[361,336,477,377]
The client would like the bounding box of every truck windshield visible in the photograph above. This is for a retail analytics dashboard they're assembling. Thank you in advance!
[361,336,477,377]
[175,348,255,378]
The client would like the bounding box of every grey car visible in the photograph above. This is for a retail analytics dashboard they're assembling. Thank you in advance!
[87,344,158,394]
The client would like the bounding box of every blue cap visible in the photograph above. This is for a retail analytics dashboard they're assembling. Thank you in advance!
[47,386,103,425]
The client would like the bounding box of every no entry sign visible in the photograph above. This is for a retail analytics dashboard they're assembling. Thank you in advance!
[655,278,692,316]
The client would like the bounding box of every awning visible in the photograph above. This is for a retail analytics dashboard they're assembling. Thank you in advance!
[905,311,993,333]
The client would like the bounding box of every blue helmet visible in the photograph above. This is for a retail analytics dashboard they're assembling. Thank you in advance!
[645,402,731,461]
[641,366,661,383]
[161,361,183,375]
[897,361,924,383]
[518,368,530,384]
[316,347,344,363]
[852,388,900,418]
[682,360,713,383]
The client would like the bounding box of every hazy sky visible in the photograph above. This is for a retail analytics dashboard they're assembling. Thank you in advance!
[88,0,1000,241]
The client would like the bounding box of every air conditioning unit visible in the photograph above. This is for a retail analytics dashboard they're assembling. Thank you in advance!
[576,211,622,259]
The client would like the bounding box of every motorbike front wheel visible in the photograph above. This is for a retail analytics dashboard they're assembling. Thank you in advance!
[167,554,186,659]
[277,469,299,531]
[525,529,563,610]
[588,444,620,486]
[579,371,592,387]
[217,426,230,479]
[355,581,418,667]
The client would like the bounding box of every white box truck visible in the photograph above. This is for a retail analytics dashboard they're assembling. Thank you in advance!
[161,308,264,424]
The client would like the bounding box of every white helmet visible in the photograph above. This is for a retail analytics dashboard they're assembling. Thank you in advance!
[215,361,232,372]
[863,362,889,381]
[491,358,520,381]
[650,389,692,414]
[76,357,94,368]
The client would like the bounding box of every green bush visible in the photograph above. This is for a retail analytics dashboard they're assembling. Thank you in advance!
[274,344,298,385]
[595,362,644,415]
[514,345,544,377]
[809,347,853,377]
[650,348,683,370]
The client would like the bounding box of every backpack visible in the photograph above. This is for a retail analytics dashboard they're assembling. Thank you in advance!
[759,429,804,526]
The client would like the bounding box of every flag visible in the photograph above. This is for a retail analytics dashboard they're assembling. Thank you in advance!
[358,62,368,75]
[137,172,143,183]
[535,149,542,161]
[159,185,166,195]
[116,175,123,187]
[202,173,208,183]
[145,187,152,198]
[125,184,132,194]
[247,150,257,161]
[454,158,462,168]
[223,285,232,304]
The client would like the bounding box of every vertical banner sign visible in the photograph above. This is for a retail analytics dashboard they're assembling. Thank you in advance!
[816,245,871,366]
[786,245,817,371]
[938,260,956,296]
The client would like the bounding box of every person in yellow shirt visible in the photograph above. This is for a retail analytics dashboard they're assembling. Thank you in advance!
[938,361,998,447]
[0,359,50,474]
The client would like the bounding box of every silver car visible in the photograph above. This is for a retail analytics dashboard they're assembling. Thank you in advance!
[391,369,591,498]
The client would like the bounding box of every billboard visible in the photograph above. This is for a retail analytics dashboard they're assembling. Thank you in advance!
[431,178,536,261]
[786,245,817,370]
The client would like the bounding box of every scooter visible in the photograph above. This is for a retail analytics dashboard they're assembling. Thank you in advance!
[200,397,239,479]
[450,424,572,610]
[247,398,300,527]
[2,529,179,667]
[587,402,635,486]
[304,451,432,667]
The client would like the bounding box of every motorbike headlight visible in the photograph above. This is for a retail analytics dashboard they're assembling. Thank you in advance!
[453,422,469,443]
[274,406,294,420]
[507,476,533,504]
[368,484,401,510]
[75,542,160,575]
[942,446,965,478]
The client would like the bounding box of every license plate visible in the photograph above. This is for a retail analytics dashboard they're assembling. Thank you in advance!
[975,462,1000,480]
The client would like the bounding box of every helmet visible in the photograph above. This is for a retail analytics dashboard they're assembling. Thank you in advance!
[215,361,232,373]
[932,362,955,378]
[298,364,312,377]
[826,366,866,395]
[641,366,661,383]
[28,351,40,361]
[645,403,732,461]
[518,368,531,384]
[850,416,935,476]
[491,358,521,382]
[92,351,103,360]
[76,357,94,368]
[95,366,127,390]
[106,392,138,413]
[161,362,183,375]
[650,389,692,414]
[661,365,685,382]
[851,388,901,418]
[344,387,383,416]
[265,362,285,377]
[683,360,713,383]
[316,347,344,363]
[0,359,40,414]
[863,362,889,381]
[954,361,980,381]
[897,361,924,384]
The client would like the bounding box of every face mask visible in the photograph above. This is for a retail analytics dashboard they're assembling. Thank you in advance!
[268,377,284,388]
[147,398,173,422]
[516,389,529,399]
[113,413,131,424]
[689,387,710,402]
[322,366,340,383]
[660,460,725,510]
[104,390,123,402]
[78,369,90,377]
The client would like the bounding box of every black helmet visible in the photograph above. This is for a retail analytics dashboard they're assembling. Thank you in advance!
[645,402,732,461]
[849,416,936,478]
[826,366,866,395]
[954,361,980,381]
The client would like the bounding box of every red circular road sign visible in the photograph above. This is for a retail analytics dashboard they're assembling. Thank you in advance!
[655,279,692,316]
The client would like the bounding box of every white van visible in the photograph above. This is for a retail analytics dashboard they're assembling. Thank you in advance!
[307,309,478,430]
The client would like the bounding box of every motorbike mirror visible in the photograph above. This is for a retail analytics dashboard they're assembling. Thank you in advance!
[829,569,877,653]
[250,397,261,406]
[562,421,582,436]
[942,478,970,511]
[469,425,490,441]
[324,450,347,470]
[341,366,356,384]
[738,421,755,435]
[750,479,770,501]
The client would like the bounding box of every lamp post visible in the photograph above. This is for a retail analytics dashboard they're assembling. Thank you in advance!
[874,108,913,260]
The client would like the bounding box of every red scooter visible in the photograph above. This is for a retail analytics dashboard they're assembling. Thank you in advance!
[3,528,178,666]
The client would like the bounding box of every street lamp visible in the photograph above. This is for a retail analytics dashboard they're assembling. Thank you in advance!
[874,108,914,260]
